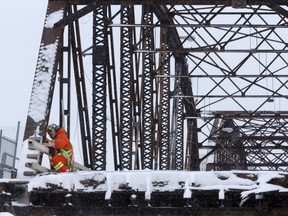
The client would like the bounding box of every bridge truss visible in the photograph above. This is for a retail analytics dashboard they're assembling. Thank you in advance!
[23,0,288,172]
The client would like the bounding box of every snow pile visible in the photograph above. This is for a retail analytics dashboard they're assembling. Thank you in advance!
[27,170,288,201]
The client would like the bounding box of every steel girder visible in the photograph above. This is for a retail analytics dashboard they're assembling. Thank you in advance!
[155,26,171,170]
[170,62,184,170]
[92,6,108,170]
[70,5,93,168]
[24,1,67,141]
[70,0,288,5]
[58,16,71,136]
[140,5,155,170]
[119,5,135,170]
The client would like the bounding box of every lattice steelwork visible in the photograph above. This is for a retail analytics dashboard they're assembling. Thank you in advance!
[120,5,135,170]
[178,3,288,171]
[170,62,184,170]
[156,27,171,170]
[23,0,288,172]
[213,119,247,170]
[140,5,155,170]
[92,6,108,170]
[208,112,288,171]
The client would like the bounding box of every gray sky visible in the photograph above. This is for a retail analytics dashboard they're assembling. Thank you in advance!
[0,0,48,127]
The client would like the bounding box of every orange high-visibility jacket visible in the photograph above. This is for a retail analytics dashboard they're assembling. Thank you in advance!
[53,128,72,151]
[51,128,73,172]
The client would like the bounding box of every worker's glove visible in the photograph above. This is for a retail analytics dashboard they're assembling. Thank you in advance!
[48,147,57,157]
[42,140,55,148]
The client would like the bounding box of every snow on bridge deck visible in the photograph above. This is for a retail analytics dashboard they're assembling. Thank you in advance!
[1,169,288,215]
[27,170,288,203]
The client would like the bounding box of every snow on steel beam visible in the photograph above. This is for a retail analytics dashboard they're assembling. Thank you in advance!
[24,1,67,140]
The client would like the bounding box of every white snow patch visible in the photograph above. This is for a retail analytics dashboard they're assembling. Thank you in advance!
[222,127,233,133]
[28,42,58,123]
[0,213,14,216]
[44,9,64,28]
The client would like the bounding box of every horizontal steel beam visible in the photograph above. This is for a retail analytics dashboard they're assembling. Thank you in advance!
[109,24,288,28]
[173,95,287,98]
[201,145,288,148]
[135,49,288,53]
[210,111,288,115]
[156,75,288,78]
[68,0,288,6]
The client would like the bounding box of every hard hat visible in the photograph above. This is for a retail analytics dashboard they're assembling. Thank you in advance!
[47,123,60,138]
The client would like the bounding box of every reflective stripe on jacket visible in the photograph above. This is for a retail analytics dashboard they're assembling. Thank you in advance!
[57,148,73,168]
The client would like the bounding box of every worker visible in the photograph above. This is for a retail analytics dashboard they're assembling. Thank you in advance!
[43,123,74,172]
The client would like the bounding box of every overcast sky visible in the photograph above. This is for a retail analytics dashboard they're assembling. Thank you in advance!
[0,0,48,127]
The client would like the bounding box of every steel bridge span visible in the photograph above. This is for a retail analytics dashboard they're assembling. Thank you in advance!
[21,0,288,173]
[1,1,288,215]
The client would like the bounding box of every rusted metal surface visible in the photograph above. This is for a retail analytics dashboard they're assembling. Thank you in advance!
[24,1,67,141]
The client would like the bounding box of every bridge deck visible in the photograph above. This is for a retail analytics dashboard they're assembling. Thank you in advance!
[1,170,288,215]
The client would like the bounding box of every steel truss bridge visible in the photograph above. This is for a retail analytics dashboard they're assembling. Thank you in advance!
[23,0,288,172]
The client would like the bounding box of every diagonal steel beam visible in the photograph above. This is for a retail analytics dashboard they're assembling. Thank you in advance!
[24,1,67,141]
